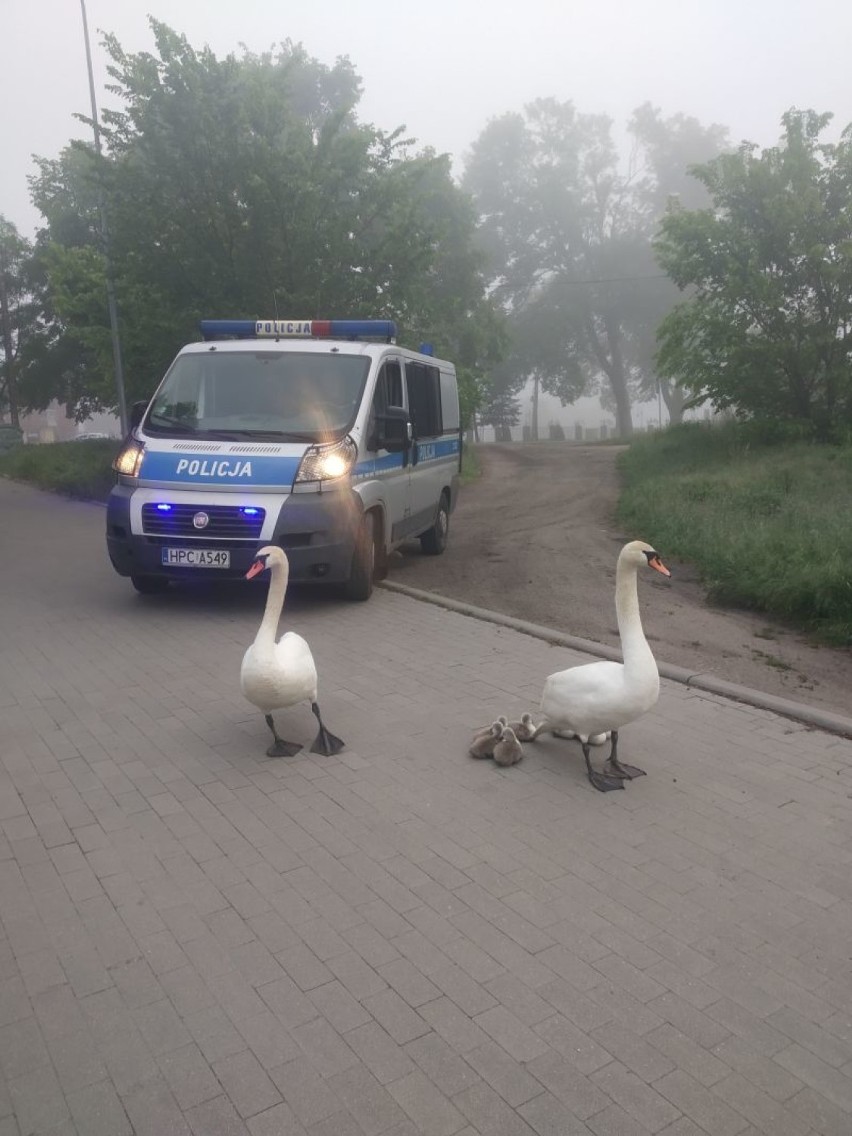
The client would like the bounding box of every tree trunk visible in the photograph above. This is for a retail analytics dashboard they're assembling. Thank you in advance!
[604,318,633,438]
[0,265,20,429]
[531,374,539,441]
[660,379,685,425]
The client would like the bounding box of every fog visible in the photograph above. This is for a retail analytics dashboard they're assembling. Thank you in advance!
[5,0,852,237]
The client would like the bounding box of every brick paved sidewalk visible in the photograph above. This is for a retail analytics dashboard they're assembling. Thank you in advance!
[2,479,852,1136]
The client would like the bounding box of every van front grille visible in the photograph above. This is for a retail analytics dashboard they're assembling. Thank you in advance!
[141,503,265,540]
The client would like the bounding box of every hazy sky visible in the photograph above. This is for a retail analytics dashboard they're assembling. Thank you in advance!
[4,0,852,237]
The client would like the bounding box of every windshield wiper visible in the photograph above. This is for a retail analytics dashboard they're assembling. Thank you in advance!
[147,413,196,432]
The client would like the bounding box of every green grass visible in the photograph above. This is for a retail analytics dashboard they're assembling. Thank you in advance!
[0,439,121,502]
[617,421,852,646]
[460,442,482,485]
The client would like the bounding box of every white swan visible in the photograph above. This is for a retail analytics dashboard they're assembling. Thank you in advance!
[240,546,344,757]
[537,540,670,793]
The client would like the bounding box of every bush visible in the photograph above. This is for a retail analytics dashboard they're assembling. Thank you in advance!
[0,439,120,502]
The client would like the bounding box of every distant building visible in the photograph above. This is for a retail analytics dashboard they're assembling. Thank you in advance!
[17,401,121,444]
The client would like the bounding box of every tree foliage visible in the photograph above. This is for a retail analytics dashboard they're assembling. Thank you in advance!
[655,109,852,439]
[462,100,728,435]
[28,20,502,417]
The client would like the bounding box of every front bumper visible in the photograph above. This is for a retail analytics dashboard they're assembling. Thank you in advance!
[106,483,361,583]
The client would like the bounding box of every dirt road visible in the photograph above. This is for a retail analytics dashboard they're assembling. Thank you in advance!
[389,442,852,719]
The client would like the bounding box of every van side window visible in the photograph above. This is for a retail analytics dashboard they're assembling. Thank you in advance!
[374,361,404,412]
[406,362,442,438]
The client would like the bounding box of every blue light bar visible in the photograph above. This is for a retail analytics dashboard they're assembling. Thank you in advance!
[199,318,397,342]
[156,503,172,512]
[241,507,259,516]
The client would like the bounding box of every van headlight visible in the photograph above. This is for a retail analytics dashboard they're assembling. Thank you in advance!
[112,439,145,478]
[295,436,357,484]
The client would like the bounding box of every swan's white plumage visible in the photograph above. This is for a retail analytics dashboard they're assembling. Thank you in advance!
[539,541,666,743]
[240,628,318,714]
[240,546,318,715]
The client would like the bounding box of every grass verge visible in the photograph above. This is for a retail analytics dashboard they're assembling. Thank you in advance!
[0,440,120,502]
[617,422,852,645]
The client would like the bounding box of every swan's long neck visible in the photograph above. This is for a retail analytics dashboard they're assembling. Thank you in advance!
[615,557,655,673]
[254,559,288,653]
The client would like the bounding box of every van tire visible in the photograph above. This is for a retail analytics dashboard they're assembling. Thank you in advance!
[344,513,375,601]
[131,574,170,595]
[420,493,449,556]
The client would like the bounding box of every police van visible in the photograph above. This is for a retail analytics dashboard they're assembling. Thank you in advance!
[106,318,461,600]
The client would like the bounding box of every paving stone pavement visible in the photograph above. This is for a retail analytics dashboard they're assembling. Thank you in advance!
[2,477,852,1136]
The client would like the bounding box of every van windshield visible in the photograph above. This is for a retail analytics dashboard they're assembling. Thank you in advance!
[144,351,370,441]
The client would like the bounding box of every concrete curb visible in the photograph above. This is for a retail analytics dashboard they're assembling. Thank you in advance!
[378,579,852,741]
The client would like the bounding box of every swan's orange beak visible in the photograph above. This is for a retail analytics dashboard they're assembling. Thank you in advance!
[648,555,671,578]
[246,560,266,580]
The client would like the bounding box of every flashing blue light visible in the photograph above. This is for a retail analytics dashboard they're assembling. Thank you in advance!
[241,507,259,517]
[199,318,398,342]
[156,503,172,512]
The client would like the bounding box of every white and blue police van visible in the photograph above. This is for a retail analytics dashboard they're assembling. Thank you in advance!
[106,318,461,600]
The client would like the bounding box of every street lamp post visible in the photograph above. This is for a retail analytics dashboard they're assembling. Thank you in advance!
[79,0,128,436]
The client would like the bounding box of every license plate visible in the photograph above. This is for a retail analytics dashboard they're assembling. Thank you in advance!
[161,548,231,568]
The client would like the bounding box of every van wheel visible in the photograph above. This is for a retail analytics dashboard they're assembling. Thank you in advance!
[344,513,375,601]
[131,574,170,595]
[420,493,449,556]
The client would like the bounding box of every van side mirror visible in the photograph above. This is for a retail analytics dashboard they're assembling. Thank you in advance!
[374,405,412,453]
[130,400,148,429]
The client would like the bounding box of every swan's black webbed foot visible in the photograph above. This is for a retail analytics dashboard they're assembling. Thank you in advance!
[589,769,626,792]
[602,729,646,780]
[309,702,345,755]
[264,714,302,757]
[604,759,646,780]
[583,744,625,793]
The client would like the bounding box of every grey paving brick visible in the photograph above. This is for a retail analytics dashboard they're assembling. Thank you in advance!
[533,1013,611,1074]
[213,1049,282,1119]
[711,1071,812,1136]
[773,1043,852,1112]
[326,1062,408,1135]
[290,1015,358,1076]
[186,1005,248,1064]
[363,988,430,1045]
[466,1039,543,1106]
[184,1093,250,1135]
[66,1078,132,1136]
[404,1033,481,1098]
[308,979,371,1033]
[785,1086,852,1136]
[653,1069,749,1136]
[453,1081,537,1136]
[590,1061,682,1133]
[275,943,334,992]
[475,1005,552,1063]
[345,1021,417,1085]
[0,1015,51,1081]
[379,957,442,1008]
[645,1022,729,1087]
[8,1064,72,1135]
[526,1049,611,1120]
[157,1043,223,1110]
[133,996,194,1053]
[517,1089,593,1134]
[47,1030,107,1092]
[246,1101,307,1135]
[388,1070,466,1136]
[418,997,487,1053]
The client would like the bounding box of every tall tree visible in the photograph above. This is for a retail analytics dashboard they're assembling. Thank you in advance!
[655,109,852,439]
[29,20,502,417]
[0,218,30,428]
[463,100,728,435]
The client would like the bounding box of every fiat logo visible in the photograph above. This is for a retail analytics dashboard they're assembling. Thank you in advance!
[192,511,210,530]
